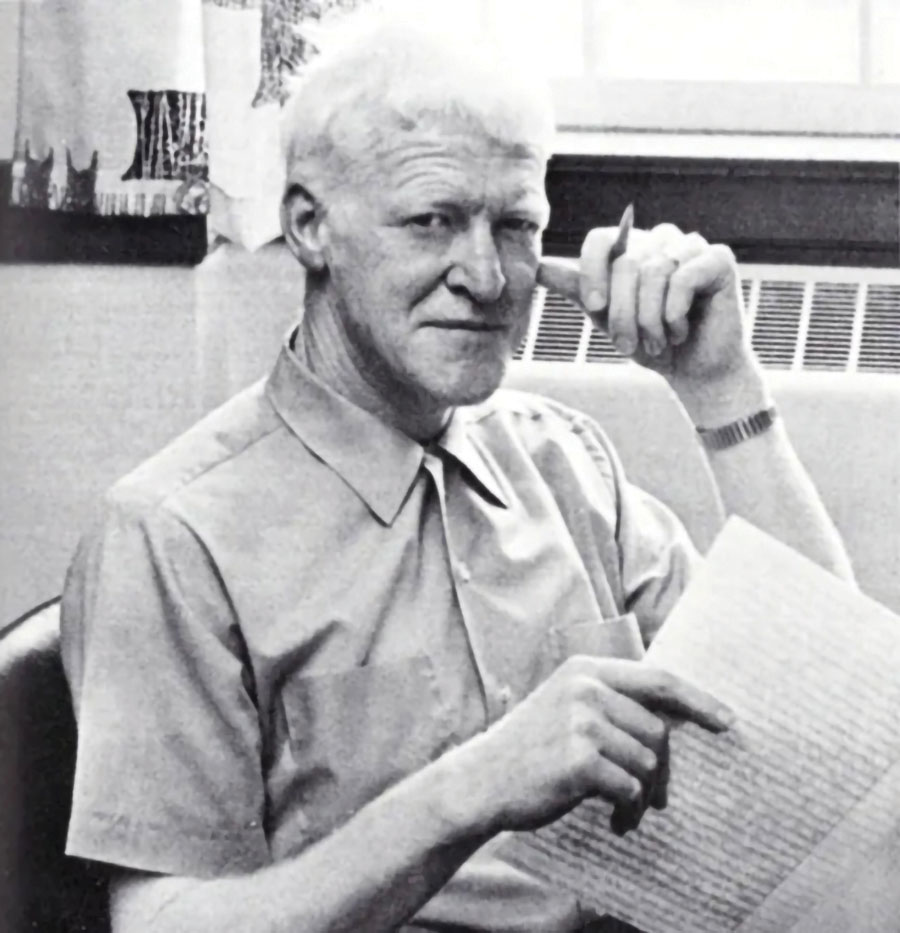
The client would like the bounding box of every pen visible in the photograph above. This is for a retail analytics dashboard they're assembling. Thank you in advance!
[609,202,634,262]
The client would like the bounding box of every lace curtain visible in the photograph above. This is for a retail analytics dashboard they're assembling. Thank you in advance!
[10,0,366,251]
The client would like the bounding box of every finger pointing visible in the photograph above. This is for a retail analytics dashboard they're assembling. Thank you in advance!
[597,662,735,733]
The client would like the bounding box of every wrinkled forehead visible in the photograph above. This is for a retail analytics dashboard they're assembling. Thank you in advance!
[332,106,550,203]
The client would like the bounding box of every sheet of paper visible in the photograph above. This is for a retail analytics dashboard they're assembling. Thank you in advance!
[503,517,900,932]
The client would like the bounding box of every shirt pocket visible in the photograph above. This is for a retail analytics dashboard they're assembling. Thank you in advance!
[550,612,646,665]
[280,652,453,840]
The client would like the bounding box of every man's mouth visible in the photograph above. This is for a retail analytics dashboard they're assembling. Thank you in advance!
[426,320,506,332]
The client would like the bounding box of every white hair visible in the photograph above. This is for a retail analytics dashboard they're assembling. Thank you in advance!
[281,1,555,194]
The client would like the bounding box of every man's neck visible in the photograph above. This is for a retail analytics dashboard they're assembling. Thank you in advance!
[298,295,452,443]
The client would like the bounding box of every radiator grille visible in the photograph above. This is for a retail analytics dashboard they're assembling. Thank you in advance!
[530,291,584,361]
[859,285,900,373]
[803,282,857,372]
[752,280,805,369]
[517,264,900,374]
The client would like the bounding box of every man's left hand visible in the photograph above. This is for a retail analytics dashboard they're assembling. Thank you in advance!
[537,219,757,394]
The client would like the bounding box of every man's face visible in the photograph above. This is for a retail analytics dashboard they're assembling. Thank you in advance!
[319,124,550,411]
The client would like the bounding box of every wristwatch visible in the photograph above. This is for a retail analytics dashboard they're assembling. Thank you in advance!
[696,406,778,451]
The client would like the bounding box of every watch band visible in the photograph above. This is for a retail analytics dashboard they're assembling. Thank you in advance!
[696,405,778,451]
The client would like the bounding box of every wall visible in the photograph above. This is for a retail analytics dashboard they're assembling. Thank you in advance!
[0,2,17,160]
[1,264,199,621]
[0,243,302,622]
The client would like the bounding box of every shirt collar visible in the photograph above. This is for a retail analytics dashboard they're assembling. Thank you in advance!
[265,329,508,524]
[434,411,509,511]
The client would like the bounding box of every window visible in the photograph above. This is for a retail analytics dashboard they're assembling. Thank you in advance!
[478,0,900,138]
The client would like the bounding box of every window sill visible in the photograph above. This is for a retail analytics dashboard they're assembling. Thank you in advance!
[553,130,900,163]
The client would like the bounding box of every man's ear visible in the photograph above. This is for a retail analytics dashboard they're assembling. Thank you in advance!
[281,183,329,273]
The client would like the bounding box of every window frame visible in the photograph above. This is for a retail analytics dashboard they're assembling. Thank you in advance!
[480,0,900,140]
[550,78,900,138]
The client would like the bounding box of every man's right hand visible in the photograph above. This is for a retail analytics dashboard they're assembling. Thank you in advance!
[448,657,734,837]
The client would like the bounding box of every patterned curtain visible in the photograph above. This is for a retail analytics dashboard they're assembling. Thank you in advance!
[11,0,367,251]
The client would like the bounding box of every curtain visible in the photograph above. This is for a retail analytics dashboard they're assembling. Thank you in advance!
[10,0,367,252]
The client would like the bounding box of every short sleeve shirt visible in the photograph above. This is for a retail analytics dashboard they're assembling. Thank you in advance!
[61,331,699,926]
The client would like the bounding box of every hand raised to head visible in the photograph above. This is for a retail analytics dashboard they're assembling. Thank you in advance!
[537,210,755,391]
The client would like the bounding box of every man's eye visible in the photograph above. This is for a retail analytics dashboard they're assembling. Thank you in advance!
[500,218,540,235]
[409,213,451,231]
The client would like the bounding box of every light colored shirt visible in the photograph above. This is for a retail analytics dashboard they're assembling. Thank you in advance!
[61,330,698,931]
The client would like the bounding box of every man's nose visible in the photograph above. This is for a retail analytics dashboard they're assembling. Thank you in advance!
[445,218,506,304]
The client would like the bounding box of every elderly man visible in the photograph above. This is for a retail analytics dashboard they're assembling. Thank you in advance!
[60,11,853,933]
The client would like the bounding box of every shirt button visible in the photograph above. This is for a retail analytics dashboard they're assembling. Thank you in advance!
[456,562,471,583]
[499,684,512,707]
